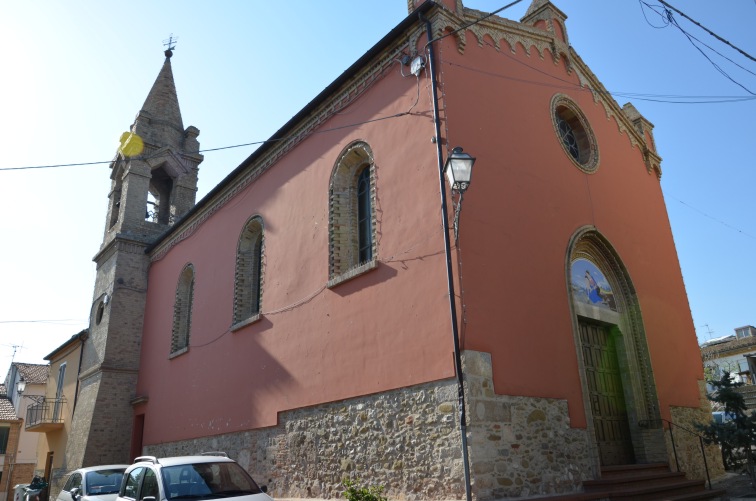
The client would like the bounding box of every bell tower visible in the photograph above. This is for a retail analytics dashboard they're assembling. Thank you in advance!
[64,47,203,471]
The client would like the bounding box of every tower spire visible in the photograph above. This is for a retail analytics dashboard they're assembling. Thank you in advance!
[135,49,184,147]
[65,47,203,471]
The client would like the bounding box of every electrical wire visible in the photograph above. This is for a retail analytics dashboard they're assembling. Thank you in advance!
[0,319,85,324]
[638,0,669,29]
[4,82,752,173]
[664,9,755,95]
[667,16,756,79]
[4,1,755,172]
[657,0,756,64]
[0,112,411,172]
[445,59,756,104]
[639,1,756,95]
[666,194,756,240]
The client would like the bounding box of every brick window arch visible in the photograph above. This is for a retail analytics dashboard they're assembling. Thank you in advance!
[171,264,194,355]
[233,216,264,326]
[328,141,377,284]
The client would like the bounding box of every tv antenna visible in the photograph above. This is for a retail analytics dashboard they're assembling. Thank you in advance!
[700,324,715,340]
[1,343,25,364]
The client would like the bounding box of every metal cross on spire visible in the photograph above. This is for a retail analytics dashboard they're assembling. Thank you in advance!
[163,34,178,58]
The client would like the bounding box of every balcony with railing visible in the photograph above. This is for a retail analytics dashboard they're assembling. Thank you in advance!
[25,397,66,432]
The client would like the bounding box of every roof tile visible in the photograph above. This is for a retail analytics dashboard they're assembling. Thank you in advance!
[0,397,18,420]
[14,363,50,384]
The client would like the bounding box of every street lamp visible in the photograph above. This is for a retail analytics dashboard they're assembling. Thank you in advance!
[443,147,476,241]
[443,146,476,193]
[16,379,26,395]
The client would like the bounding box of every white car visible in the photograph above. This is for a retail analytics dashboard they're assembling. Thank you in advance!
[57,465,129,501]
[115,453,272,501]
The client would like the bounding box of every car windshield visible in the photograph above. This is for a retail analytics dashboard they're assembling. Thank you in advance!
[161,462,263,500]
[85,469,126,495]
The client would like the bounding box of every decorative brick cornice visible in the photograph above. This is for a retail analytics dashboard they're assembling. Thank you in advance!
[568,49,663,179]
[436,5,663,180]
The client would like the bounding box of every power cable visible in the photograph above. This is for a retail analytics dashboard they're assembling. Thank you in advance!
[445,60,756,104]
[0,112,410,172]
[666,194,756,240]
[669,17,756,79]
[663,9,755,95]
[638,0,669,29]
[656,0,756,64]
[4,1,755,173]
[0,319,85,324]
[639,1,755,94]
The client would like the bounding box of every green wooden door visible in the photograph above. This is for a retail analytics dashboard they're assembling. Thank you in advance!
[580,320,635,466]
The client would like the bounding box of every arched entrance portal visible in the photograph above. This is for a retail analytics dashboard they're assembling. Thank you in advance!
[567,228,666,467]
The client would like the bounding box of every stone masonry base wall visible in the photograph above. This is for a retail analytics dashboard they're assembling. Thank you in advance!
[463,351,594,499]
[666,380,725,482]
[142,355,720,500]
[146,380,466,500]
[145,351,603,500]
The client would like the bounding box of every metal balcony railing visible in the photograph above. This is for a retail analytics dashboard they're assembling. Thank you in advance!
[25,398,66,429]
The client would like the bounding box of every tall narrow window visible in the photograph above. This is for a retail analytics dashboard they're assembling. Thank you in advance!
[0,427,9,454]
[233,217,264,326]
[107,161,125,229]
[53,363,66,421]
[171,264,194,354]
[357,167,372,264]
[329,142,376,283]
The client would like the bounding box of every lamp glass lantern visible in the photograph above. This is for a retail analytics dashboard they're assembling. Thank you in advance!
[444,147,476,192]
[16,379,26,395]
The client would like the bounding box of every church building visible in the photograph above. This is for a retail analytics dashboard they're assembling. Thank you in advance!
[62,1,721,499]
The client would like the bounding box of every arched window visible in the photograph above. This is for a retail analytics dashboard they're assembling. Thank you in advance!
[233,216,264,326]
[171,264,194,355]
[328,142,376,283]
[148,165,174,224]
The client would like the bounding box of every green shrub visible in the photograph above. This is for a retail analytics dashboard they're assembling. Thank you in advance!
[342,478,387,501]
[698,371,756,487]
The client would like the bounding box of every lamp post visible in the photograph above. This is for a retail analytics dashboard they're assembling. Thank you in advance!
[423,11,477,501]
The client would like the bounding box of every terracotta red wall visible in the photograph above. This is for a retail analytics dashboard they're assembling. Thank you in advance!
[436,32,703,427]
[137,66,458,444]
[136,18,705,445]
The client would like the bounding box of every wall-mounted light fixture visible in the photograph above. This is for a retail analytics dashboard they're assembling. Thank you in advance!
[16,379,26,395]
[443,146,476,240]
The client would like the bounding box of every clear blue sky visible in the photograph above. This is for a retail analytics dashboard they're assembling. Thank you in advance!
[1,0,753,375]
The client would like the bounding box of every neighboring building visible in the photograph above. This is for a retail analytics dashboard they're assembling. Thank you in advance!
[702,326,756,389]
[0,386,21,501]
[2,363,48,501]
[735,325,756,340]
[26,331,88,501]
[65,0,720,499]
